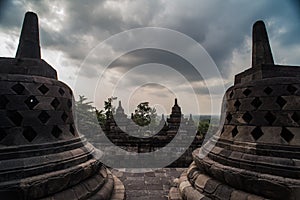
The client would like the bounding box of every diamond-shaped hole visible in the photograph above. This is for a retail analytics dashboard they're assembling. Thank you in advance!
[51,125,62,138]
[243,88,252,96]
[23,127,37,142]
[291,112,300,123]
[229,91,234,98]
[276,96,287,109]
[232,126,238,138]
[264,87,273,95]
[12,83,25,95]
[24,96,39,110]
[0,95,9,109]
[251,97,262,109]
[38,111,50,124]
[7,111,23,126]
[38,84,49,94]
[242,112,253,123]
[69,124,75,135]
[61,112,68,122]
[0,128,7,141]
[234,100,241,111]
[280,127,294,143]
[67,99,72,109]
[58,88,65,96]
[251,127,264,141]
[51,98,60,110]
[226,113,232,123]
[287,85,297,95]
[264,111,276,125]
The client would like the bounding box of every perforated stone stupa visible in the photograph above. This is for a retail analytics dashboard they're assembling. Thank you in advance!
[0,12,124,200]
[175,21,300,200]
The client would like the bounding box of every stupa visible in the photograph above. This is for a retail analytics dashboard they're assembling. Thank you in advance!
[175,21,300,200]
[0,12,124,199]
[167,98,183,131]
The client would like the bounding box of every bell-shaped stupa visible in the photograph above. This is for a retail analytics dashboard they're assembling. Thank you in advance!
[0,12,124,200]
[175,20,300,200]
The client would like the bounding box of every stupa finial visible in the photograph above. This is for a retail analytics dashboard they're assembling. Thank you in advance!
[16,11,41,59]
[252,20,274,67]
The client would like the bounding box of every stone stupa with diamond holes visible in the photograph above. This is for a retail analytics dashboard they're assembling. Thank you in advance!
[175,21,300,200]
[0,12,124,200]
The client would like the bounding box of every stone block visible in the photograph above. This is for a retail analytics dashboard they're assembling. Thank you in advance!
[203,179,220,194]
[230,190,248,200]
[194,174,210,192]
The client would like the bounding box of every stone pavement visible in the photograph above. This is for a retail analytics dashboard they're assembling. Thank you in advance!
[111,168,185,200]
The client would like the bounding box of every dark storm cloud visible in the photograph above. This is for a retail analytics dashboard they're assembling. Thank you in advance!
[108,49,202,82]
[151,0,300,75]
[84,0,299,80]
[1,0,299,81]
[0,0,25,28]
[21,0,164,62]
[269,15,300,47]
[0,0,8,19]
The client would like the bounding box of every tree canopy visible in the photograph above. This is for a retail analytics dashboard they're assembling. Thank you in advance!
[132,102,157,127]
[75,95,99,134]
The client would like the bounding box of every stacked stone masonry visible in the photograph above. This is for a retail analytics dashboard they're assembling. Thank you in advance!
[174,21,300,200]
[0,12,124,200]
[97,99,201,167]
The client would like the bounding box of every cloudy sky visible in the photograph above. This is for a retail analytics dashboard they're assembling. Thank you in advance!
[0,0,299,116]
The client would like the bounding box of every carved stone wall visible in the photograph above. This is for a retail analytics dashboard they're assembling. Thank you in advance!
[0,12,124,200]
[174,20,300,200]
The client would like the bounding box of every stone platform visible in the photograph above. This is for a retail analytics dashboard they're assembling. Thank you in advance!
[111,168,184,200]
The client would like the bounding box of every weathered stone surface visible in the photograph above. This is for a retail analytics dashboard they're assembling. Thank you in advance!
[230,190,248,200]
[252,20,274,67]
[16,12,40,59]
[0,12,124,200]
[175,20,300,200]
[97,98,200,168]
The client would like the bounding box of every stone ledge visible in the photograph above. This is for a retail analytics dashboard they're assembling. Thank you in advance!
[110,174,125,200]
[176,163,269,200]
[0,58,57,79]
[192,151,300,199]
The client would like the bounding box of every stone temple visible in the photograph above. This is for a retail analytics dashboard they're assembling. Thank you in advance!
[173,21,300,200]
[99,98,200,167]
[0,12,124,199]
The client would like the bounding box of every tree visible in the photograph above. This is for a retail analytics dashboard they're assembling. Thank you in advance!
[197,119,210,139]
[132,102,157,127]
[95,109,105,128]
[104,96,117,119]
[75,95,98,134]
[95,96,117,127]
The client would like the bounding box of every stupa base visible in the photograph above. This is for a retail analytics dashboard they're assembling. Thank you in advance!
[177,162,265,200]
[174,147,300,200]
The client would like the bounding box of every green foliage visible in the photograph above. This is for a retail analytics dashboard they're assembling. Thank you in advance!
[95,109,105,127]
[197,119,210,139]
[75,95,118,131]
[132,102,157,127]
[75,95,98,133]
[104,96,117,119]
[95,96,117,127]
[197,117,220,139]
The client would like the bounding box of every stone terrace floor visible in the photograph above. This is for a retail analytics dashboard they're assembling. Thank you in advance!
[111,168,185,200]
